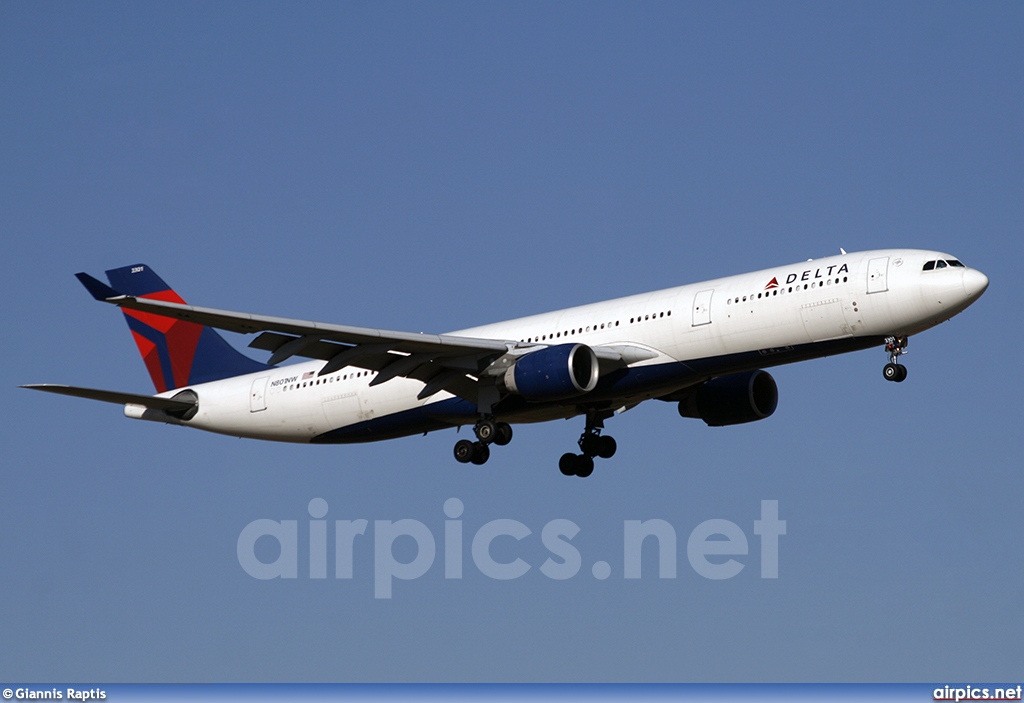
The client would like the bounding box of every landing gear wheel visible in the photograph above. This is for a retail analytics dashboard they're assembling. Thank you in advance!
[884,362,908,383]
[578,430,615,458]
[575,455,594,478]
[580,434,601,457]
[454,439,475,464]
[562,409,616,476]
[882,336,909,383]
[558,453,595,478]
[470,442,490,465]
[474,420,497,443]
[597,435,617,459]
[493,422,513,446]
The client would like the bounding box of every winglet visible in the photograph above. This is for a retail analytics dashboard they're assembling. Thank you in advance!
[75,272,122,301]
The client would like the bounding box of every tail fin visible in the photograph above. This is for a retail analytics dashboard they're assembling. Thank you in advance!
[87,264,270,393]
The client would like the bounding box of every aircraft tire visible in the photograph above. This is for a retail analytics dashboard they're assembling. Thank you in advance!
[580,434,600,457]
[493,422,513,446]
[575,455,595,478]
[454,439,475,464]
[475,420,497,443]
[470,442,490,465]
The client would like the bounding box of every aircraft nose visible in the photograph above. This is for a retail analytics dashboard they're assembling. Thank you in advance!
[962,268,989,299]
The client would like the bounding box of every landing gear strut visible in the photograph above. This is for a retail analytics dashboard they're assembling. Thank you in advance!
[454,417,513,465]
[882,336,909,383]
[560,410,616,478]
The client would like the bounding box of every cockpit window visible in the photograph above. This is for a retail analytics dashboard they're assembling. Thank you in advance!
[923,259,966,271]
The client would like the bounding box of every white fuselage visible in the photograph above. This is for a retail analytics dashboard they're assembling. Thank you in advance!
[135,249,987,443]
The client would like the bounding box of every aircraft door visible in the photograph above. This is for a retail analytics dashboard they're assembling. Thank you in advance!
[250,376,269,412]
[867,257,889,294]
[322,391,363,429]
[692,289,714,326]
[800,300,853,342]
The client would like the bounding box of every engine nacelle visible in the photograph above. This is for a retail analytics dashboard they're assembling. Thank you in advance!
[677,370,778,427]
[500,343,599,402]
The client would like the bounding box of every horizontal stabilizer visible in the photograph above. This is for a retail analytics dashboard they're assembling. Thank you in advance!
[75,272,121,301]
[20,384,197,412]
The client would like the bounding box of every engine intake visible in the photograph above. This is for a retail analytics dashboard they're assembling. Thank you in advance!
[677,370,778,426]
[500,343,599,402]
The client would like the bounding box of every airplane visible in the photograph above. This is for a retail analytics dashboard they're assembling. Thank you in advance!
[23,249,988,478]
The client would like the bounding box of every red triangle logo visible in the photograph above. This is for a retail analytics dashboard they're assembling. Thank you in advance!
[765,277,779,289]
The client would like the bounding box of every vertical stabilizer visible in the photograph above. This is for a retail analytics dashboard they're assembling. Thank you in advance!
[90,264,269,392]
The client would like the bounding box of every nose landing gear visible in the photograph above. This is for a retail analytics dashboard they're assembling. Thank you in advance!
[883,336,909,383]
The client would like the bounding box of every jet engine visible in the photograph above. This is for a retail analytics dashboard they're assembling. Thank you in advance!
[499,343,599,402]
[677,370,778,426]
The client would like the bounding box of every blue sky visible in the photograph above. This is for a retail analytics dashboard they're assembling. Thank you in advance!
[1,1,1021,682]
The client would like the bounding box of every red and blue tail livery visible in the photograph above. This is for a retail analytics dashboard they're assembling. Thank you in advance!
[77,264,269,393]
[26,250,988,478]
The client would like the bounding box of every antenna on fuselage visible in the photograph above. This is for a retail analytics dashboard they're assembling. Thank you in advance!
[840,248,847,255]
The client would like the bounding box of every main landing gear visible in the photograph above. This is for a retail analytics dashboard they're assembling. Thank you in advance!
[883,335,909,383]
[560,411,616,479]
[453,417,513,466]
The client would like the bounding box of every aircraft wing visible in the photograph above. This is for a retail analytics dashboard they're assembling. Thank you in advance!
[76,272,646,404]
[77,272,516,401]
